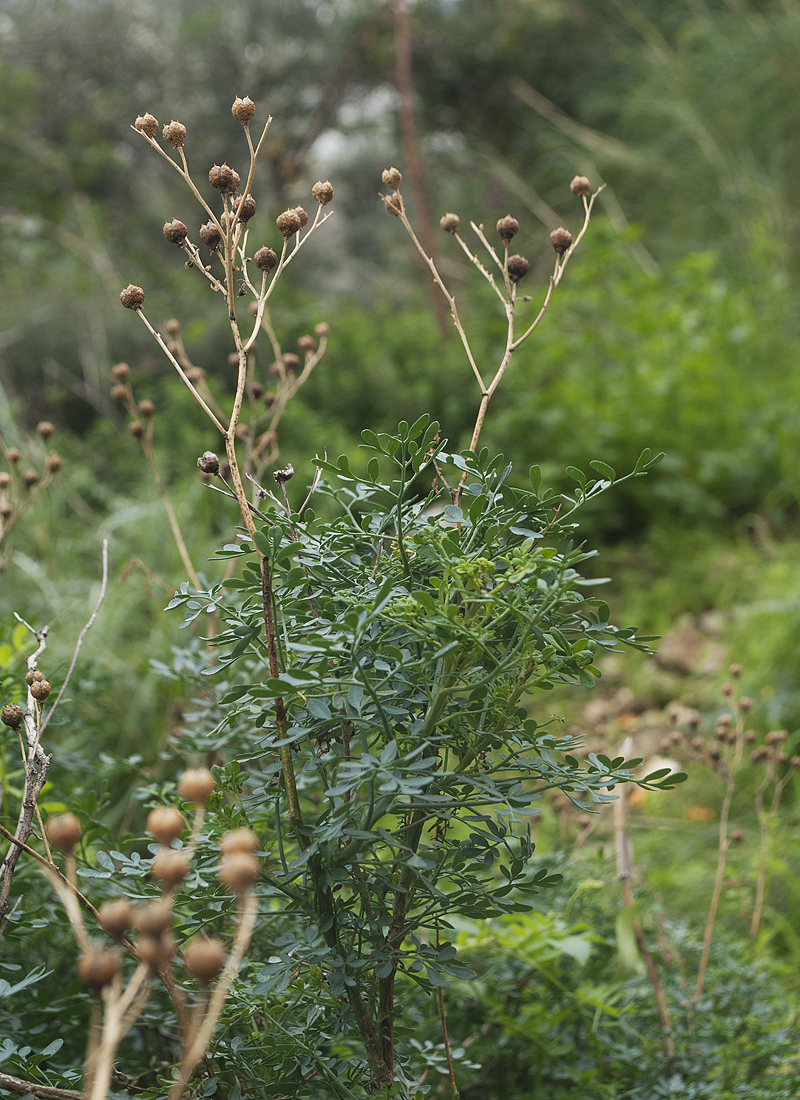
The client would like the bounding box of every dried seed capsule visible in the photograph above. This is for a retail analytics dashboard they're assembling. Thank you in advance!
[128,422,145,438]
[274,464,294,484]
[766,729,789,744]
[110,384,128,401]
[382,167,402,189]
[184,936,226,983]
[137,931,176,971]
[77,946,121,989]
[22,470,39,488]
[120,284,145,310]
[314,322,330,338]
[264,392,276,408]
[311,180,334,206]
[439,212,460,234]
[729,663,742,677]
[177,767,216,804]
[507,254,530,283]
[219,829,259,855]
[163,219,188,245]
[298,335,316,352]
[276,209,302,237]
[199,221,222,249]
[136,400,154,420]
[164,318,181,336]
[254,246,278,271]
[231,96,256,123]
[112,362,130,381]
[382,191,402,217]
[36,421,55,440]
[162,121,186,148]
[185,367,204,383]
[146,806,185,845]
[197,451,220,475]
[250,381,263,398]
[227,352,240,368]
[729,829,744,843]
[739,696,752,712]
[0,472,9,488]
[98,898,133,940]
[134,113,159,138]
[135,899,172,936]
[7,449,19,464]
[235,195,257,222]
[209,163,241,196]
[1,704,24,728]
[496,215,519,241]
[25,669,44,685]
[46,813,82,853]
[151,848,190,885]
[217,852,260,892]
[30,679,51,701]
[569,175,591,197]
[549,227,572,256]
[282,353,300,372]
[294,206,309,228]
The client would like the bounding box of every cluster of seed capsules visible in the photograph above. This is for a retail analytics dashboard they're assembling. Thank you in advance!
[44,767,260,991]
[0,422,62,566]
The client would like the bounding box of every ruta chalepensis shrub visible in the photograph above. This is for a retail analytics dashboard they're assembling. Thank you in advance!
[0,96,683,1099]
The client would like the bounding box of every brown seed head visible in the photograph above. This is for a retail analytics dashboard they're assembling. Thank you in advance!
[112,362,130,381]
[7,449,19,465]
[750,746,770,763]
[46,813,82,854]
[777,751,789,765]
[151,848,191,886]
[134,113,159,138]
[227,352,240,369]
[766,729,789,744]
[36,421,55,441]
[382,191,402,217]
[209,163,241,196]
[264,392,276,408]
[496,215,520,241]
[184,936,226,983]
[199,221,222,250]
[739,696,752,712]
[0,502,12,517]
[146,806,185,845]
[294,205,309,228]
[197,451,220,476]
[250,381,263,398]
[134,899,172,936]
[274,464,294,484]
[235,195,257,223]
[128,421,145,439]
[507,254,530,283]
[550,227,572,256]
[314,322,330,339]
[791,756,800,769]
[729,829,745,843]
[382,167,402,189]
[185,366,204,383]
[77,947,121,990]
[120,284,145,310]
[138,399,155,419]
[110,384,128,402]
[729,663,742,678]
[219,828,259,855]
[162,121,186,148]
[98,898,133,940]
[282,353,300,372]
[163,318,181,337]
[232,95,256,124]
[22,469,39,488]
[0,472,9,489]
[276,209,302,237]
[312,180,334,206]
[439,212,460,234]
[721,682,733,696]
[28,669,45,684]
[178,767,216,804]
[137,931,176,972]
[298,334,316,352]
[569,175,591,197]
[30,679,51,701]
[163,219,188,245]
[745,729,757,743]
[1,704,25,729]
[254,246,278,272]
[217,851,260,892]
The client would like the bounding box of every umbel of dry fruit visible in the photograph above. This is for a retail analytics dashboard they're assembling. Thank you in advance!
[1,703,24,728]
[549,226,573,256]
[209,163,241,196]
[382,166,402,189]
[232,95,256,124]
[178,766,216,803]
[134,113,159,138]
[199,221,222,249]
[496,215,520,241]
[46,813,82,854]
[163,219,188,244]
[276,209,302,237]
[312,180,334,205]
[439,212,460,234]
[120,284,145,310]
[235,195,257,222]
[254,246,278,272]
[30,678,51,701]
[162,120,186,148]
[507,254,530,283]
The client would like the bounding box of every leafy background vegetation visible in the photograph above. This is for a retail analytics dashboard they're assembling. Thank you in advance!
[2,1,800,1096]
